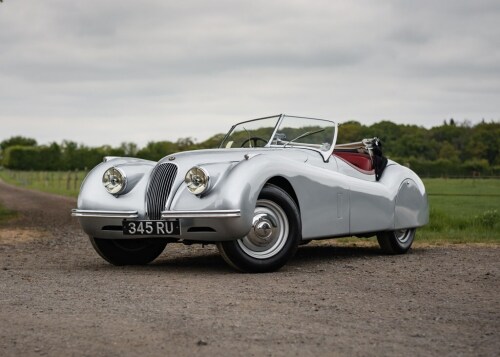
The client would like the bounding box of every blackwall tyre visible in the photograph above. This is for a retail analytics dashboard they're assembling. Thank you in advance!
[376,228,416,254]
[89,237,167,265]
[217,185,301,273]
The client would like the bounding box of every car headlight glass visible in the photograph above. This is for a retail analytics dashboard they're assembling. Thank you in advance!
[185,166,210,195]
[102,167,127,194]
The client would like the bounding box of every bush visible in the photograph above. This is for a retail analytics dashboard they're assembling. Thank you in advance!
[3,146,40,170]
[3,144,61,170]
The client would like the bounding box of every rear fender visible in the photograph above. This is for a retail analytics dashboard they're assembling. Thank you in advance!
[394,177,429,229]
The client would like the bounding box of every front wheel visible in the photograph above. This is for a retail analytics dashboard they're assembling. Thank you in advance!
[217,185,301,273]
[376,228,416,254]
[89,237,167,265]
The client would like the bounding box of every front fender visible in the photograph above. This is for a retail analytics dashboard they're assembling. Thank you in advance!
[168,154,307,238]
[77,157,155,214]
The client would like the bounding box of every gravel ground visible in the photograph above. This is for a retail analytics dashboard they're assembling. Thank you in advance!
[0,180,499,357]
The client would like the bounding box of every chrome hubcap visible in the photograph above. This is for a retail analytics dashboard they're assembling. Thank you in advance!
[249,213,275,246]
[237,200,289,259]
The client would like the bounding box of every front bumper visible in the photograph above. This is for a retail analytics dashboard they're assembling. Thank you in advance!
[71,209,247,241]
[71,209,139,218]
[161,210,241,219]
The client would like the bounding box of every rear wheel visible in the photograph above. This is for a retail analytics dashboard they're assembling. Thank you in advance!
[217,185,301,273]
[376,228,416,254]
[89,237,167,265]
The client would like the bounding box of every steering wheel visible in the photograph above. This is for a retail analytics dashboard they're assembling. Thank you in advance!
[240,137,268,148]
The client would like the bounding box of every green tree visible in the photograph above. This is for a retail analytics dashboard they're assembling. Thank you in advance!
[176,137,196,152]
[136,141,178,161]
[464,122,500,165]
[369,120,402,143]
[438,141,460,161]
[337,121,365,144]
[119,142,139,157]
[41,142,62,170]
[1,136,37,151]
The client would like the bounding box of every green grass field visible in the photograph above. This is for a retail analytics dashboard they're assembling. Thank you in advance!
[0,170,85,197]
[419,178,499,243]
[0,170,498,244]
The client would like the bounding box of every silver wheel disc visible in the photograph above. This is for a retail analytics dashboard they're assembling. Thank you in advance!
[394,229,412,244]
[237,199,289,259]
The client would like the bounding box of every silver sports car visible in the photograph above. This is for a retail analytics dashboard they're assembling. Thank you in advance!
[72,114,429,272]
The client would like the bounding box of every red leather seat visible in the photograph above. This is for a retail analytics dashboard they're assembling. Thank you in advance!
[334,152,373,171]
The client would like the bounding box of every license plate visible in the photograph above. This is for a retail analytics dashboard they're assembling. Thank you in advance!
[123,220,180,236]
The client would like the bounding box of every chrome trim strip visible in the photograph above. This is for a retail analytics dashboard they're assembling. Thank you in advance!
[71,209,139,218]
[161,210,241,219]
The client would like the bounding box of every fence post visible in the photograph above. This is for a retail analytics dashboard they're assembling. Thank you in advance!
[66,172,71,191]
[74,171,78,191]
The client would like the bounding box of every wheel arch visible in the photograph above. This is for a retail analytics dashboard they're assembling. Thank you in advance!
[265,176,300,213]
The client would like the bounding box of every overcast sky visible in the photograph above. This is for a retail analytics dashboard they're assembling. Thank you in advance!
[1,0,499,147]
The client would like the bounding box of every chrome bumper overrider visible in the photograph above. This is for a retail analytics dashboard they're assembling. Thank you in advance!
[71,209,241,219]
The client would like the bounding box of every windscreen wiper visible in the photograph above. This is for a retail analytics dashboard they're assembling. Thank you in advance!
[283,128,325,148]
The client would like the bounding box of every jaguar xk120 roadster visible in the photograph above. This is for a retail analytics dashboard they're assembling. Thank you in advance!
[72,114,429,272]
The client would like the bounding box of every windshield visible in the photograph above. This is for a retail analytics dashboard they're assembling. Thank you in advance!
[219,115,337,157]
[271,116,335,152]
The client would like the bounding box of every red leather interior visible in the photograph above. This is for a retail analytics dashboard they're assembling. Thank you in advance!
[334,151,373,171]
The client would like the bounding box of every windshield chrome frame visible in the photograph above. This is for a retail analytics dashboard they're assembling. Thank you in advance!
[218,114,282,149]
[220,114,338,162]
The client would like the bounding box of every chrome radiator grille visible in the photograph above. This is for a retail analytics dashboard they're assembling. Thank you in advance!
[146,163,178,220]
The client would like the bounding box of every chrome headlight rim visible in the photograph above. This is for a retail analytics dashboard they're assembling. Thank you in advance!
[102,167,127,195]
[185,166,210,195]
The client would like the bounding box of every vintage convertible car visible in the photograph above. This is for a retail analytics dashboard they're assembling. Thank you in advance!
[72,114,429,272]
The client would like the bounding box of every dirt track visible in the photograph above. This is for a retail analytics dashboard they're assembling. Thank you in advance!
[0,180,499,357]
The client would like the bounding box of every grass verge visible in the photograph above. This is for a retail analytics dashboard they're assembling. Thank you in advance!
[0,170,85,197]
[419,178,499,244]
[0,202,17,225]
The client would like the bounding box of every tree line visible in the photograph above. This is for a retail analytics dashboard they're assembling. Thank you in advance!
[337,119,499,176]
[0,119,498,177]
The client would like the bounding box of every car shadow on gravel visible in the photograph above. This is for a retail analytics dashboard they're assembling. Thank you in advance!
[81,254,232,274]
[79,243,421,273]
[151,252,230,273]
[291,244,406,266]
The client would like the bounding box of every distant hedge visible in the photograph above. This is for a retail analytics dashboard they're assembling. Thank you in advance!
[390,157,500,178]
[2,144,124,171]
[3,145,61,170]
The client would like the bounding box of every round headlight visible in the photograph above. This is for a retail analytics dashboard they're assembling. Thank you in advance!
[102,167,127,194]
[185,166,210,195]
